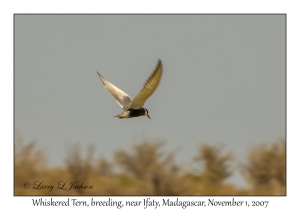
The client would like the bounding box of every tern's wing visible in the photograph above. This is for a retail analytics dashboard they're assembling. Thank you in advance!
[97,72,132,111]
[128,59,163,109]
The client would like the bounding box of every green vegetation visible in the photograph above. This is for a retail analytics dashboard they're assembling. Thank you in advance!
[14,134,285,195]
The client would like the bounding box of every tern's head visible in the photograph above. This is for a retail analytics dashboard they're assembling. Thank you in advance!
[144,108,151,120]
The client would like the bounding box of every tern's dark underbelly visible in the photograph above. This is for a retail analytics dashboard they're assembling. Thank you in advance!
[127,108,146,118]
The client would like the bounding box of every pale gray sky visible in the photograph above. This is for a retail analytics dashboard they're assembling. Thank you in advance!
[15,15,285,187]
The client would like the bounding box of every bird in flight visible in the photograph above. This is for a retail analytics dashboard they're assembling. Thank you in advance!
[97,59,163,119]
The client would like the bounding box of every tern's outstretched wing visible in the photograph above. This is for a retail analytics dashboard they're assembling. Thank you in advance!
[97,72,132,111]
[128,59,163,109]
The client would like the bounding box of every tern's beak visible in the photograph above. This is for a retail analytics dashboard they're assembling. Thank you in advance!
[147,115,151,120]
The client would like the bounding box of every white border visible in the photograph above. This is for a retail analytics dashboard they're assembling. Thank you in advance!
[1,0,299,209]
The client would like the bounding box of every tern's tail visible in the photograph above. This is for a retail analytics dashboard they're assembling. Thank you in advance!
[113,113,127,119]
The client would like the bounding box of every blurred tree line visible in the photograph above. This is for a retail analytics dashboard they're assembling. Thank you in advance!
[14,133,285,195]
